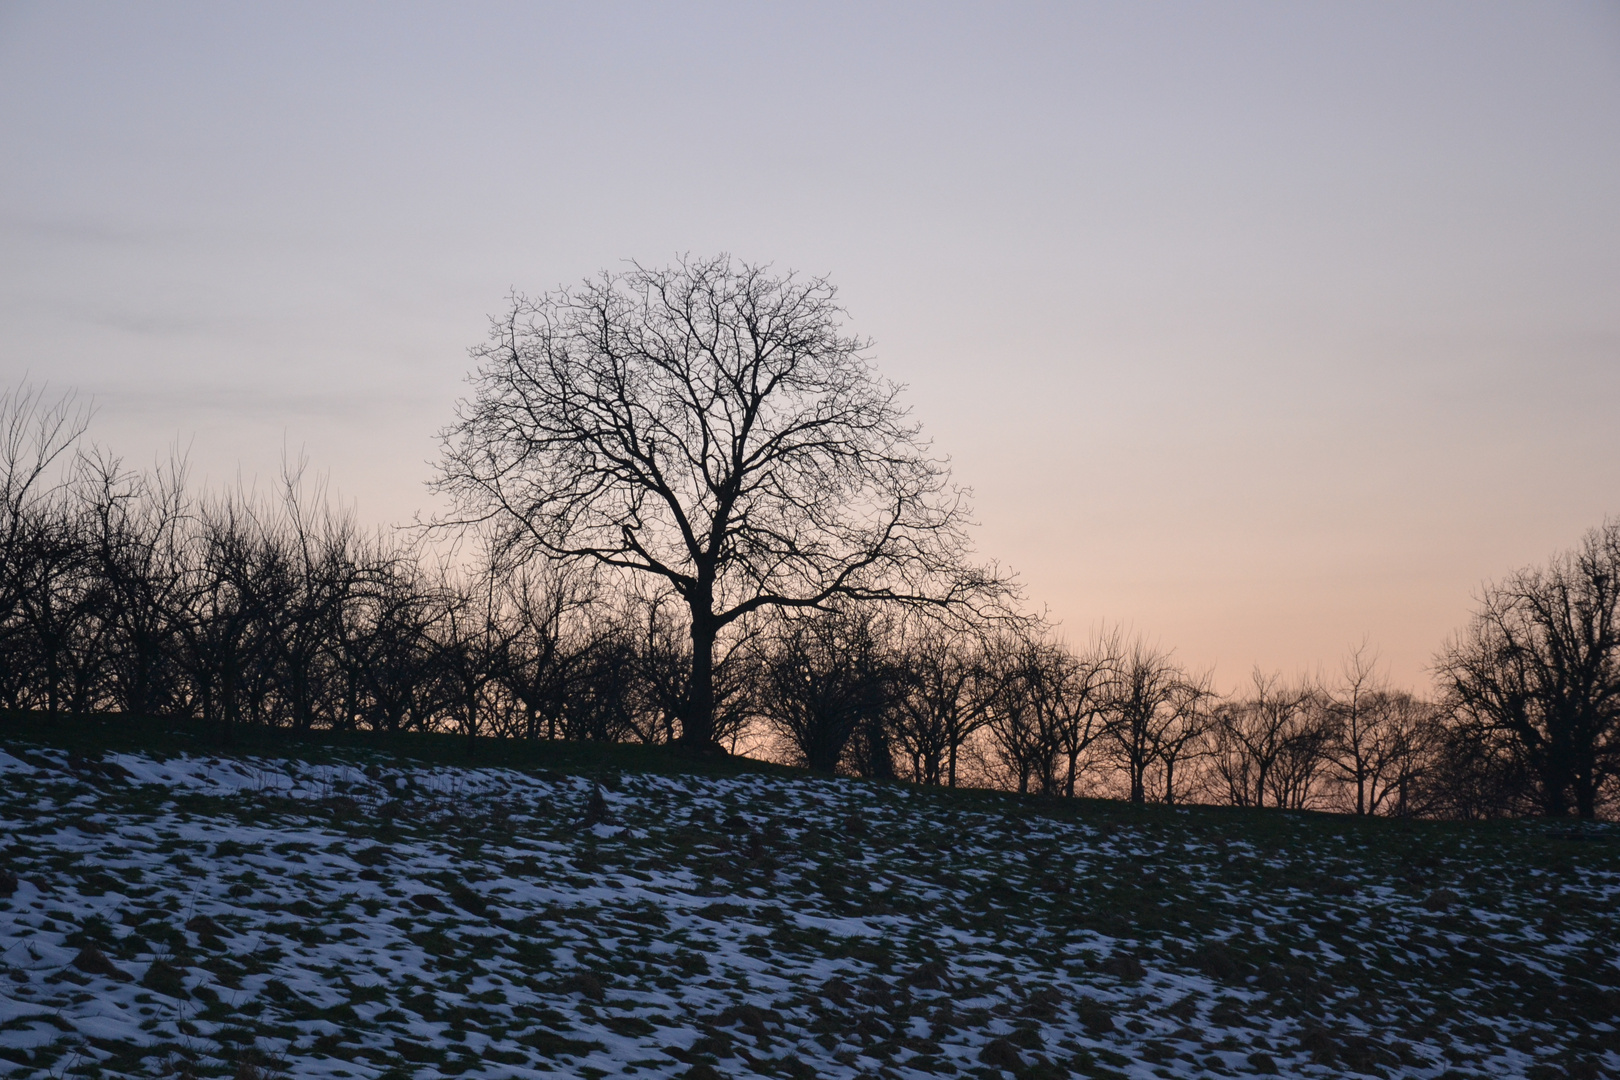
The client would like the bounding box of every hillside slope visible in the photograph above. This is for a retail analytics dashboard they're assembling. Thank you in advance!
[0,735,1616,1080]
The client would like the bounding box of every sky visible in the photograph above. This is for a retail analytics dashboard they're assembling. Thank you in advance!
[2,2,1618,692]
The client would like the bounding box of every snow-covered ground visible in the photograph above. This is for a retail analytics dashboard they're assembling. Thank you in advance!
[0,741,1616,1079]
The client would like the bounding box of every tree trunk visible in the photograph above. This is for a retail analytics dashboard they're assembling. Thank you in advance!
[1541,751,1571,817]
[682,608,717,748]
[1575,761,1597,820]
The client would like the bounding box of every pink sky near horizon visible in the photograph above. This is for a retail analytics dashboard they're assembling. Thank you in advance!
[3,2,1618,694]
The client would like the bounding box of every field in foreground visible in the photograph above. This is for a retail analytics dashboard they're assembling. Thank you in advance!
[0,725,1616,1080]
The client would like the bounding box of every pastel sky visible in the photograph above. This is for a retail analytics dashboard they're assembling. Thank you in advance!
[3,2,1618,691]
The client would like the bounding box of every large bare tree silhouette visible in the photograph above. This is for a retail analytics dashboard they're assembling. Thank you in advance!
[436,256,1003,748]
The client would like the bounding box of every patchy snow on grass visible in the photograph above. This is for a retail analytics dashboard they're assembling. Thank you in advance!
[0,741,1617,1079]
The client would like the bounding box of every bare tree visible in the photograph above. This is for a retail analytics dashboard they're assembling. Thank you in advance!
[435,256,1004,749]
[169,491,297,731]
[1210,670,1326,810]
[1422,708,1530,820]
[1436,522,1620,819]
[1320,643,1383,816]
[0,385,89,556]
[276,461,365,732]
[339,554,441,734]
[983,628,1109,797]
[1362,693,1441,817]
[890,621,994,787]
[1099,639,1211,805]
[0,386,92,710]
[982,631,1055,796]
[1318,644,1441,816]
[1051,635,1115,798]
[9,478,98,713]
[755,606,894,774]
[431,554,515,753]
[81,452,191,719]
[553,617,641,742]
[491,562,593,741]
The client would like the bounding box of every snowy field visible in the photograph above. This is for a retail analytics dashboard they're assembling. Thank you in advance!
[0,739,1616,1080]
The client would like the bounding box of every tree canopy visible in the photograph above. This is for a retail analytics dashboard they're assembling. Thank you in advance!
[436,256,1004,746]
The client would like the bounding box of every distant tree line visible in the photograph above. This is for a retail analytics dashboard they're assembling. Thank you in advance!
[5,256,1618,821]
[0,386,698,743]
[3,384,1614,818]
[759,525,1620,821]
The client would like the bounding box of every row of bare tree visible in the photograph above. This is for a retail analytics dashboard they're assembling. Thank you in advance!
[745,609,1451,816]
[2,385,1616,817]
[0,388,702,741]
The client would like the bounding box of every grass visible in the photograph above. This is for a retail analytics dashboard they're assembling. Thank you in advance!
[0,714,1616,1080]
[0,711,791,780]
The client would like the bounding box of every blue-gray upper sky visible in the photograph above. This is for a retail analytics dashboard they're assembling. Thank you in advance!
[3,1,1618,689]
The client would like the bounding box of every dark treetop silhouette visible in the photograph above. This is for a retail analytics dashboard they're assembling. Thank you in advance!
[1436,521,1620,820]
[435,256,1004,749]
